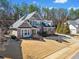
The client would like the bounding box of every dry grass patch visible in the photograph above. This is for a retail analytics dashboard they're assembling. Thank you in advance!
[73,36,79,40]
[21,39,71,59]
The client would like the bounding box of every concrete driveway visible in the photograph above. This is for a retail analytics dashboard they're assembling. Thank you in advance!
[45,33,73,43]
[0,39,22,59]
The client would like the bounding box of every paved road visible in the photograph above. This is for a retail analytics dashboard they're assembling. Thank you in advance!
[72,52,79,59]
[0,39,22,59]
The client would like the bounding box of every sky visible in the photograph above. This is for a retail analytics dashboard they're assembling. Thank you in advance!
[8,0,79,10]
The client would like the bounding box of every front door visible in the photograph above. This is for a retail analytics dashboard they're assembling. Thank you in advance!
[21,29,32,38]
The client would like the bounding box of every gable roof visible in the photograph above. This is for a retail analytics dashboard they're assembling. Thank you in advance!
[10,15,26,29]
[75,19,79,24]
[10,11,54,29]
[19,20,32,28]
[67,19,79,28]
[10,11,37,29]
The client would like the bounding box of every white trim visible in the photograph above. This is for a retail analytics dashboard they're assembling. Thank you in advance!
[10,15,25,28]
[10,11,36,29]
[21,28,32,38]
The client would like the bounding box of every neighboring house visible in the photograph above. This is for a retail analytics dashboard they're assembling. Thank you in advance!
[9,11,55,38]
[67,19,79,35]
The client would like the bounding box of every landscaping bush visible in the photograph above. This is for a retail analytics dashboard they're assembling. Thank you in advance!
[38,31,48,37]
[56,22,70,34]
[63,23,70,34]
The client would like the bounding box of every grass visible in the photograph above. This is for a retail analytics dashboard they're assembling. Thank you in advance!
[73,36,79,40]
[21,39,71,59]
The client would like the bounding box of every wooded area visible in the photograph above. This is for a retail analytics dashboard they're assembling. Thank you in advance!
[0,0,79,34]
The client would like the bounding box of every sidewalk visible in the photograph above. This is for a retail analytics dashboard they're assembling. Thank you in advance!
[44,42,79,59]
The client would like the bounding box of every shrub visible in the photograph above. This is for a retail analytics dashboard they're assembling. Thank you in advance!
[56,22,70,34]
[38,31,48,37]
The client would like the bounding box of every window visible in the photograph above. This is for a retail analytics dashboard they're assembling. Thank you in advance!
[25,33,27,35]
[25,30,27,35]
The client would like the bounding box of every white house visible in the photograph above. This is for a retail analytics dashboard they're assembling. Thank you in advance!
[68,19,79,35]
